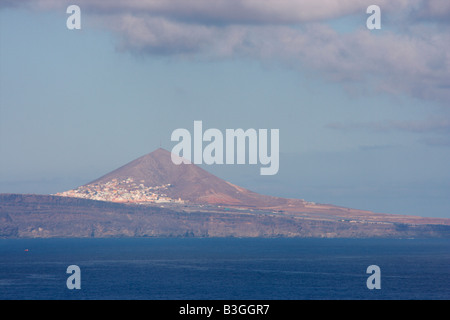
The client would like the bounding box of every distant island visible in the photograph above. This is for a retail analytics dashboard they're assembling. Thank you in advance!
[1,149,449,238]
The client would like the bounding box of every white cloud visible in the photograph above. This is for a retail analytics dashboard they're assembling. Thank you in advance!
[4,0,450,103]
[327,118,450,134]
[4,0,414,23]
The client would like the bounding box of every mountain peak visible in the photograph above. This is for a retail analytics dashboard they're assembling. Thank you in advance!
[150,147,171,155]
[58,148,273,206]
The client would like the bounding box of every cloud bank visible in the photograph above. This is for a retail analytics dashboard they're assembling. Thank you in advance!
[3,0,450,103]
[328,118,450,134]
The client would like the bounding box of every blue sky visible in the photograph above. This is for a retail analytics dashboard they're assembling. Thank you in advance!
[1,1,449,218]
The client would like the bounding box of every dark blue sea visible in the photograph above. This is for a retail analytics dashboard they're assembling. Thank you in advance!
[0,238,449,300]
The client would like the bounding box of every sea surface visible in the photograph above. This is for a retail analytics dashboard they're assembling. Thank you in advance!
[0,238,449,300]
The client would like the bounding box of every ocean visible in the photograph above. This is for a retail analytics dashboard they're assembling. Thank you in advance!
[0,238,449,300]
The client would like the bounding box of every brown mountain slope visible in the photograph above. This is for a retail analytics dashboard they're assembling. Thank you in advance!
[87,148,289,207]
[57,148,449,226]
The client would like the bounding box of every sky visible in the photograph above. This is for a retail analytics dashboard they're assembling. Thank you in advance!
[0,0,449,218]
